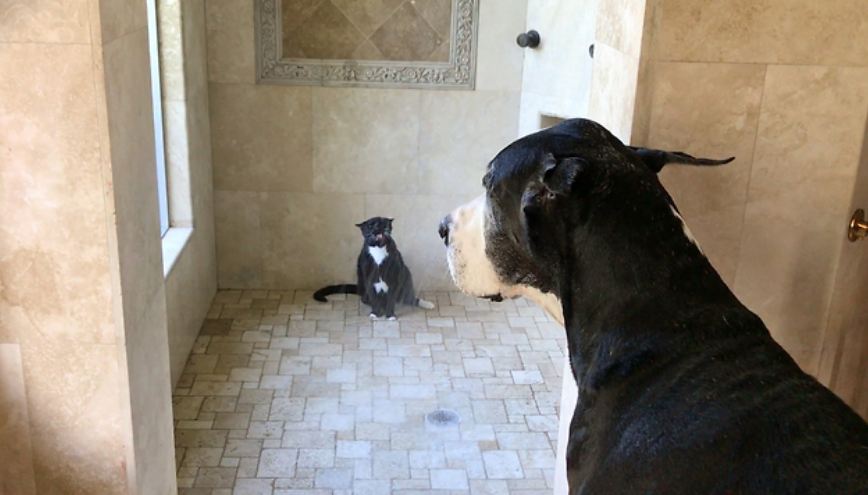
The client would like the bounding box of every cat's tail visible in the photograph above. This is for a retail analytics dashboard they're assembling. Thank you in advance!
[313,284,357,302]
[415,298,435,310]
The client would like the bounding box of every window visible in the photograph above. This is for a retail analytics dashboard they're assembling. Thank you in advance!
[146,0,169,236]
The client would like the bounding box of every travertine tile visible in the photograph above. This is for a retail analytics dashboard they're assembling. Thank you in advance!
[98,0,147,44]
[331,0,404,37]
[418,91,520,195]
[734,65,868,372]
[284,0,365,59]
[649,62,766,284]
[214,190,263,288]
[175,290,564,491]
[0,43,114,344]
[259,192,363,290]
[370,2,444,61]
[482,451,524,479]
[205,0,255,83]
[475,0,527,91]
[652,0,868,66]
[0,0,90,43]
[312,88,421,194]
[0,344,36,494]
[587,43,640,143]
[210,84,312,193]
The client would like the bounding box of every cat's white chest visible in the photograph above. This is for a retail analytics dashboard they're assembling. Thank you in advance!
[374,278,389,294]
[367,245,388,265]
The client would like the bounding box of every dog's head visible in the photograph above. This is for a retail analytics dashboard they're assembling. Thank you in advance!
[439,119,733,321]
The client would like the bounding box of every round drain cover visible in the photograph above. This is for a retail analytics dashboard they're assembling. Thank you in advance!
[426,409,460,427]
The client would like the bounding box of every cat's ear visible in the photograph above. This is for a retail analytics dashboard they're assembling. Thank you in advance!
[387,217,394,224]
[355,222,364,228]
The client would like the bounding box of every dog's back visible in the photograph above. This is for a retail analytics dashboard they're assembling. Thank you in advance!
[569,306,868,494]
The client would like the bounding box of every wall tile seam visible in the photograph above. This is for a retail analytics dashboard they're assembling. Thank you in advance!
[730,62,769,295]
[100,25,148,49]
[650,57,868,70]
[0,40,93,46]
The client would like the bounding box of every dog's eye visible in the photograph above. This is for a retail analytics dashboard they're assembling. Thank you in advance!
[546,191,557,201]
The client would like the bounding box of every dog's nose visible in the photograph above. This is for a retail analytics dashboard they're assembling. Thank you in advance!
[438,216,451,246]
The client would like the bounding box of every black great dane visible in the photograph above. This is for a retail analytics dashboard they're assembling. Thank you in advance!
[439,119,868,494]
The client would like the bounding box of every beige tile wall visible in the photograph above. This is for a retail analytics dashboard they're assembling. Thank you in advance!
[208,0,527,291]
[637,0,868,375]
[0,1,129,491]
[160,0,219,388]
[96,0,179,492]
[0,0,202,492]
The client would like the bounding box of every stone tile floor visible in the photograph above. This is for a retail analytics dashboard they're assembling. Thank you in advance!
[173,289,566,494]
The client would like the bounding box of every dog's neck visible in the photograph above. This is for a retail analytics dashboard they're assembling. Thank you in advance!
[560,224,741,393]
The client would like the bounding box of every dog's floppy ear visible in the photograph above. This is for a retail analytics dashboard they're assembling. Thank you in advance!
[628,146,734,173]
[522,154,587,215]
[541,154,587,195]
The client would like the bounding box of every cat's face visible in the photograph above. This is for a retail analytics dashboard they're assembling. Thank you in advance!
[356,217,394,247]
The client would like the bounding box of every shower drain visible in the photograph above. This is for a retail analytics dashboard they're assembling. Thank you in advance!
[425,409,461,427]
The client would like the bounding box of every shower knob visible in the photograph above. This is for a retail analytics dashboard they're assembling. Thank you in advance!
[516,30,540,48]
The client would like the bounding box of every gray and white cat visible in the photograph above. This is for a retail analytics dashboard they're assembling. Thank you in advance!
[313,217,435,320]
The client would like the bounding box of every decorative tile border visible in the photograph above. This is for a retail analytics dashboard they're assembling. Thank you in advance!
[254,0,479,89]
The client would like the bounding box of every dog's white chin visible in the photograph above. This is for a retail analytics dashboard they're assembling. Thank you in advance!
[445,195,504,297]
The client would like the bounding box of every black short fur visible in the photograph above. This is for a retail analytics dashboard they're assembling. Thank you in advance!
[313,217,429,318]
[468,118,868,493]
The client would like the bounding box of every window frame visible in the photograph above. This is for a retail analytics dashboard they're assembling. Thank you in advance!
[146,0,170,237]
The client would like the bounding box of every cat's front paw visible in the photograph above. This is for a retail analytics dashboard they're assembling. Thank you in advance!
[369,313,379,320]
[387,316,397,321]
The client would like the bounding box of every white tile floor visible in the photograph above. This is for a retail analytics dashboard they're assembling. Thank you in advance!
[173,289,566,494]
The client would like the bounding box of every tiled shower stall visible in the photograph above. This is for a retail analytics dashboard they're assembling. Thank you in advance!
[2,0,868,493]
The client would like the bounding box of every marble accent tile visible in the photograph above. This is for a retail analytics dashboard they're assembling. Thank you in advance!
[0,0,90,43]
[414,0,452,38]
[0,344,36,495]
[365,194,468,290]
[475,0,527,91]
[158,0,185,102]
[281,0,328,34]
[260,192,364,289]
[419,90,520,195]
[206,0,256,83]
[652,0,868,66]
[163,100,194,224]
[312,87,421,194]
[0,43,114,344]
[651,62,766,284]
[284,0,365,59]
[210,83,313,192]
[370,2,445,61]
[351,39,385,60]
[330,0,404,37]
[215,190,263,288]
[734,65,868,371]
